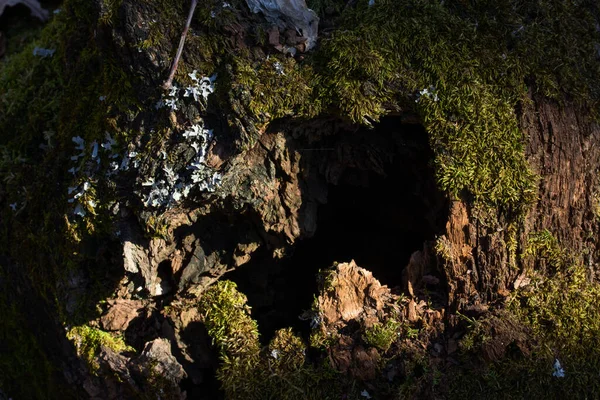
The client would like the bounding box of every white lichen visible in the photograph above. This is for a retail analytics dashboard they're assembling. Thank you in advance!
[101,132,116,152]
[415,85,439,103]
[273,61,285,75]
[140,119,221,208]
[91,141,99,160]
[183,72,217,102]
[73,203,86,217]
[72,136,85,150]
[33,47,55,57]
[553,359,565,378]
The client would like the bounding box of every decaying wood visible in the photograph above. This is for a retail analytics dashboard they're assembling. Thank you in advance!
[440,96,600,308]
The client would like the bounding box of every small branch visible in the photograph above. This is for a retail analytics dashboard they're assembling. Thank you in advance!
[163,0,198,90]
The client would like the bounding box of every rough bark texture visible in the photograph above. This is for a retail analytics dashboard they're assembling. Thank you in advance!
[441,96,600,310]
[522,98,600,268]
[1,0,600,398]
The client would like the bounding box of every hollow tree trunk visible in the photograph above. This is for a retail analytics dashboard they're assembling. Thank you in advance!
[1,0,599,398]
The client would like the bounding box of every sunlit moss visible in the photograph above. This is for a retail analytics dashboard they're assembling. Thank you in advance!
[234,0,598,211]
[363,318,401,353]
[66,325,134,373]
[197,281,262,398]
[198,281,356,399]
[232,56,317,126]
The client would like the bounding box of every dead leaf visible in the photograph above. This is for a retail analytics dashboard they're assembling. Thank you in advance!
[0,0,49,21]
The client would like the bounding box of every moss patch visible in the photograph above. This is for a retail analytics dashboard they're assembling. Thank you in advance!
[67,325,134,373]
[198,281,364,399]
[449,231,600,399]
[232,0,599,211]
[363,318,401,353]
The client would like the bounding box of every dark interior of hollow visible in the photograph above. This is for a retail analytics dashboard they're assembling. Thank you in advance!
[226,118,447,344]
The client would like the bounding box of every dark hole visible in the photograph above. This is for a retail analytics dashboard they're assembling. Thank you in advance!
[226,118,447,344]
[178,321,223,400]
[156,260,175,297]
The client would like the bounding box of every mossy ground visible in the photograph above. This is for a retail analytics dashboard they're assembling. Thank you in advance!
[197,238,600,399]
[446,231,600,399]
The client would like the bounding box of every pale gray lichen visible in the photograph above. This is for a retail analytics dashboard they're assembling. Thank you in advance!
[245,0,319,50]
[140,119,221,208]
[157,71,217,111]
[184,71,217,103]
[32,47,55,57]
[67,130,141,218]
[415,86,439,103]
[138,72,222,209]
[273,61,285,75]
[73,203,86,217]
[553,359,565,378]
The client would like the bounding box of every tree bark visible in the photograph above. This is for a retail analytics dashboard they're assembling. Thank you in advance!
[441,96,600,310]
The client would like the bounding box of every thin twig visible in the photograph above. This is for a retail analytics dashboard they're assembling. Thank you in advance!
[163,0,198,90]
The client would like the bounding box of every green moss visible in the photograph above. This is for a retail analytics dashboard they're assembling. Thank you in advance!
[268,328,306,373]
[449,232,600,399]
[363,318,401,353]
[66,325,134,373]
[197,281,262,397]
[145,215,170,239]
[308,327,337,350]
[0,3,147,392]
[0,0,145,287]
[232,56,318,126]
[231,0,599,211]
[99,0,124,26]
[198,281,364,399]
[523,229,568,268]
[512,263,600,379]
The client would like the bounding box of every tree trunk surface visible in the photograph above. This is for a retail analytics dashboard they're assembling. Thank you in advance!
[1,0,599,399]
